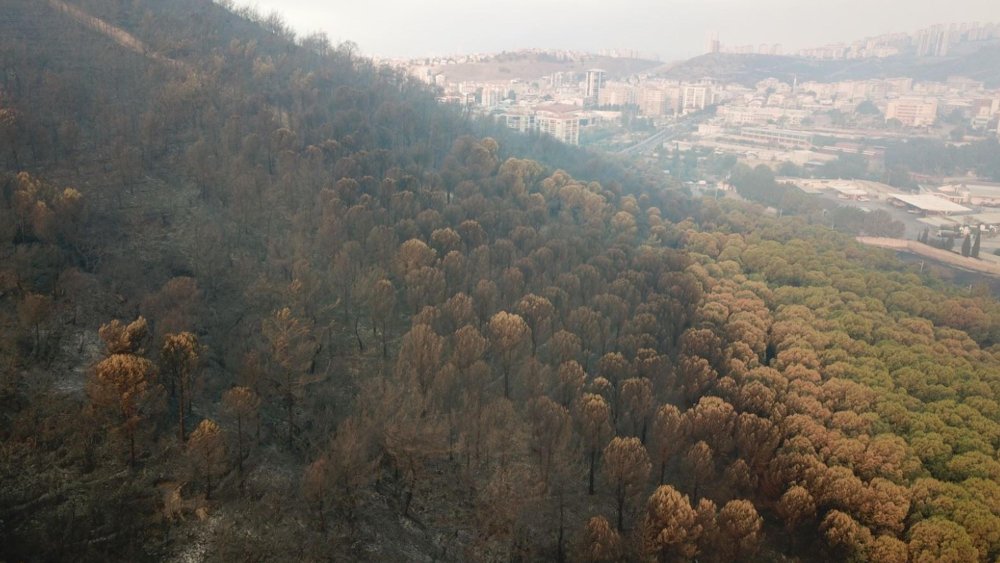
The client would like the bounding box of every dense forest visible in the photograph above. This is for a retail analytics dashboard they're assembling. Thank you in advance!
[1,1,999,562]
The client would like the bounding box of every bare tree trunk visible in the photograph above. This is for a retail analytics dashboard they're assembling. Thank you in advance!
[556,499,566,563]
[616,484,625,531]
[588,449,596,495]
[129,432,136,467]
[381,321,389,358]
[178,392,186,442]
[286,392,295,450]
[236,415,244,474]
[205,460,213,500]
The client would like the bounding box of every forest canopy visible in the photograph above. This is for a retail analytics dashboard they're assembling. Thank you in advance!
[1,1,998,562]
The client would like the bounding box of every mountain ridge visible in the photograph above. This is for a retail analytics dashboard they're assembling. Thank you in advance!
[656,43,1000,86]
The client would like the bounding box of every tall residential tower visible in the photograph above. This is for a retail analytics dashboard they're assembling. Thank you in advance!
[585,69,605,106]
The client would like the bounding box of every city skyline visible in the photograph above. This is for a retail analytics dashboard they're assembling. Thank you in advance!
[241,0,1000,60]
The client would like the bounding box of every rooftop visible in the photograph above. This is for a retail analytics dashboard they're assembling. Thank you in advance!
[891,194,971,214]
[535,103,581,114]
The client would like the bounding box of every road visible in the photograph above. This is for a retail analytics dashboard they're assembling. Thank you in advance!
[617,114,707,156]
[857,237,1000,277]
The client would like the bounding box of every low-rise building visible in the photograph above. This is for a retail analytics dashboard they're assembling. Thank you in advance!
[717,106,809,126]
[937,183,1000,206]
[739,127,814,149]
[886,97,939,127]
[889,193,970,215]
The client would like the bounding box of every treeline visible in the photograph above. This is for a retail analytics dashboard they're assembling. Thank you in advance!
[884,138,1000,181]
[811,155,918,191]
[729,163,906,238]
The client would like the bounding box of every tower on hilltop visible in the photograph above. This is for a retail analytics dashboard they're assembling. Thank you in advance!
[706,32,720,54]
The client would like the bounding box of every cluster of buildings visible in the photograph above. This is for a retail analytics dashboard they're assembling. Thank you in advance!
[434,66,1000,146]
[500,103,620,145]
[709,22,999,61]
[707,75,1000,131]
[389,32,1000,147]
[686,75,1000,181]
[493,71,720,145]
[789,177,1000,240]
[705,33,783,56]
[405,60,725,145]
[597,78,717,115]
[913,22,1000,57]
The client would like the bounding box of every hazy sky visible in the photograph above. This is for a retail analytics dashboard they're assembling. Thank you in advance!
[243,0,1000,60]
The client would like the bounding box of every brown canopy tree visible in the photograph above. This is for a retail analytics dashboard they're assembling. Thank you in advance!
[641,485,701,561]
[650,404,686,484]
[222,386,260,475]
[776,485,817,534]
[682,441,715,499]
[820,510,871,560]
[554,360,586,407]
[262,307,318,449]
[160,332,200,441]
[601,436,652,531]
[368,278,396,358]
[516,293,554,355]
[395,323,445,396]
[89,316,159,467]
[187,418,227,499]
[89,353,159,467]
[576,393,613,495]
[717,499,763,560]
[907,518,980,563]
[618,377,655,443]
[527,396,573,490]
[489,311,530,399]
[575,515,623,563]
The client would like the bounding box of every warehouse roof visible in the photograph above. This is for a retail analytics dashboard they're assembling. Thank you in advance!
[890,194,970,214]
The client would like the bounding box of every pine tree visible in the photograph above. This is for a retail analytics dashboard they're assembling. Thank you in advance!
[971,228,981,258]
[961,234,972,257]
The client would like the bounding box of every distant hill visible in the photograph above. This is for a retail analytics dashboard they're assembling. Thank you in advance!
[431,52,661,82]
[657,42,1000,86]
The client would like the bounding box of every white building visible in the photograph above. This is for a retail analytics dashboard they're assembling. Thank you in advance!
[502,104,582,145]
[683,84,714,113]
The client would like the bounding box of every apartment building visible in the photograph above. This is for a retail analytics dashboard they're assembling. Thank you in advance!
[502,105,581,145]
[683,84,714,113]
[585,69,605,106]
